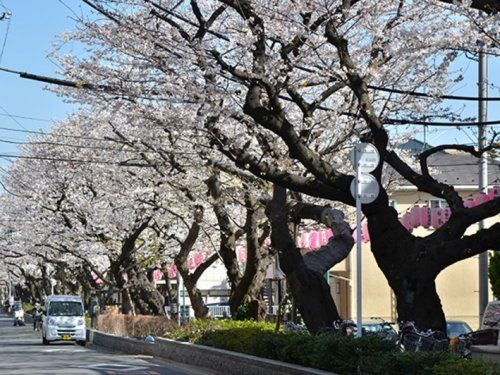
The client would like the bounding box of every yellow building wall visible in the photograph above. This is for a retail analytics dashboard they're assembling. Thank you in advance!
[347,189,499,330]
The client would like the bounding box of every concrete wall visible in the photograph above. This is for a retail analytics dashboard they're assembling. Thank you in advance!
[87,330,337,375]
[471,345,500,363]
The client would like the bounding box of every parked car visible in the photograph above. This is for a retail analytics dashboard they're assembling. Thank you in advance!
[446,320,472,338]
[481,301,500,330]
[42,295,86,346]
[362,318,397,341]
[479,300,500,345]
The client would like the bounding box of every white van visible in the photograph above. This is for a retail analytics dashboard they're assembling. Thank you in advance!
[42,295,86,346]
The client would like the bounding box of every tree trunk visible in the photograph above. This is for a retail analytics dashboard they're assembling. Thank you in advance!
[392,277,446,331]
[127,266,164,315]
[121,287,135,315]
[183,276,209,318]
[267,185,343,334]
[367,205,447,332]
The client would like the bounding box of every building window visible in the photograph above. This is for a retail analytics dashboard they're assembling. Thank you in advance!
[429,199,448,209]
[389,199,397,209]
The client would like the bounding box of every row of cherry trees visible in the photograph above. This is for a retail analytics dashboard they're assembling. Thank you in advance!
[0,109,281,318]
[1,0,499,333]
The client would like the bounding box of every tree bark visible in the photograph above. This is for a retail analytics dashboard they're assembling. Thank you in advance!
[174,205,219,319]
[267,185,354,334]
[228,192,275,320]
[127,265,165,315]
[366,205,448,331]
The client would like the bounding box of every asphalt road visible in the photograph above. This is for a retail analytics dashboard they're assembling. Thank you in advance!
[0,314,213,375]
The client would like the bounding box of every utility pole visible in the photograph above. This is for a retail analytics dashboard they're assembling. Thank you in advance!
[478,49,489,325]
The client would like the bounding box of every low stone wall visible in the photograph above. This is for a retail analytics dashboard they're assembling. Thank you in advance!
[471,345,500,363]
[87,330,155,356]
[87,329,336,375]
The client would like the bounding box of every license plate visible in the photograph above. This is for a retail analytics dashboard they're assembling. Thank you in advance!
[62,335,71,341]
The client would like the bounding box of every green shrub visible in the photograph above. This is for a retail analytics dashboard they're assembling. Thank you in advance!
[362,351,454,375]
[233,304,251,321]
[161,319,500,375]
[163,319,221,342]
[197,320,275,354]
[432,359,500,375]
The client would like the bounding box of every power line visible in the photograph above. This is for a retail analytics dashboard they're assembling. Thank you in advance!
[0,137,135,152]
[0,153,156,167]
[0,105,29,131]
[368,85,500,101]
[0,125,119,142]
[385,119,500,127]
[0,113,50,122]
[0,0,10,11]
[0,15,10,67]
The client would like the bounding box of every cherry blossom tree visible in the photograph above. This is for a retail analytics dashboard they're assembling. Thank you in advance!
[44,0,500,333]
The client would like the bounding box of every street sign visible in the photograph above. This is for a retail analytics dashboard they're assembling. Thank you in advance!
[350,143,380,173]
[350,174,380,204]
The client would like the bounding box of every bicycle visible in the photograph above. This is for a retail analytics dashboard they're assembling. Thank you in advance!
[450,332,472,359]
[316,319,357,336]
[397,321,449,352]
[283,320,309,334]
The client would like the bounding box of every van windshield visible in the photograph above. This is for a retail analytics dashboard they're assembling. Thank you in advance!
[48,301,83,317]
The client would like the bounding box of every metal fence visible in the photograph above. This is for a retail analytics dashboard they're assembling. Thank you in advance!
[208,305,279,317]
[208,305,231,317]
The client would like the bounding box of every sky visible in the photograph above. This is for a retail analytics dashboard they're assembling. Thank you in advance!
[0,0,498,170]
[0,0,90,168]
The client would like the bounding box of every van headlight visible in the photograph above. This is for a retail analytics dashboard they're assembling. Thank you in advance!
[48,318,56,326]
[77,318,85,326]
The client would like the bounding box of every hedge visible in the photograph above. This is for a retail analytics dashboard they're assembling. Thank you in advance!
[97,313,177,338]
[163,320,499,375]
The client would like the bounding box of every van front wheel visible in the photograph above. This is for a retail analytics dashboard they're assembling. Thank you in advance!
[42,336,49,345]
[77,340,86,347]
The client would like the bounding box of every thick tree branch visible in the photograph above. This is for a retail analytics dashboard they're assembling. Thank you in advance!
[386,150,464,210]
[419,139,499,176]
[444,223,500,266]
[207,120,355,204]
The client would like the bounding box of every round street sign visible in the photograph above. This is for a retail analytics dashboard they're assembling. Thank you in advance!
[350,143,380,173]
[350,174,380,204]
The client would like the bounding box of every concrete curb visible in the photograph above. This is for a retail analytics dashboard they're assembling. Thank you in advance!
[87,329,337,375]
[471,345,500,363]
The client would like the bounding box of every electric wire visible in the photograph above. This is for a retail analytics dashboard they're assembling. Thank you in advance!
[368,85,500,101]
[0,113,50,122]
[3,65,500,127]
[0,104,30,131]
[0,125,121,142]
[0,136,198,157]
[0,137,137,152]
[0,15,10,67]
[0,153,156,167]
